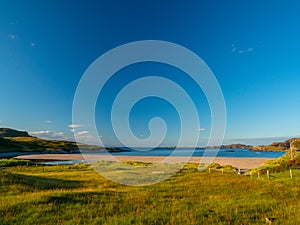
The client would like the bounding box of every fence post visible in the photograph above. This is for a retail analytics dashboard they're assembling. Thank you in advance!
[258,172,260,178]
[209,168,211,173]
[267,170,270,179]
[222,168,224,174]
[290,169,293,179]
[250,172,252,178]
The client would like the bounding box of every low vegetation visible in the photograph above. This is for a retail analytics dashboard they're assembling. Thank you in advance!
[249,152,300,174]
[0,136,80,153]
[0,158,31,167]
[207,162,237,173]
[1,161,300,224]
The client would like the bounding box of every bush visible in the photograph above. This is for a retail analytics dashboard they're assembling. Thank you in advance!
[0,159,31,167]
[208,163,222,169]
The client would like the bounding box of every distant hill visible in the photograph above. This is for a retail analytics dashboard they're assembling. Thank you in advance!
[207,138,300,152]
[1,127,299,154]
[252,138,300,152]
[0,128,31,138]
[206,143,253,150]
[0,128,121,154]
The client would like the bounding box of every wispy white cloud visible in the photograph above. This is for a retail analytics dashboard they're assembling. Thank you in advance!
[197,128,206,132]
[30,41,35,47]
[29,130,66,140]
[76,131,89,136]
[231,44,254,54]
[30,131,52,135]
[68,124,82,129]
[73,130,96,144]
[45,120,53,123]
[238,48,253,54]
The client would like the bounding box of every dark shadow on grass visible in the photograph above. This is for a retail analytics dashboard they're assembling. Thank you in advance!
[42,191,121,205]
[1,171,82,190]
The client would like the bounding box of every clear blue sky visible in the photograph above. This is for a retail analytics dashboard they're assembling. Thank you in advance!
[0,0,300,146]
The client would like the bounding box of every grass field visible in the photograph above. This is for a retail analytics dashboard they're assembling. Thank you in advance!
[1,162,300,224]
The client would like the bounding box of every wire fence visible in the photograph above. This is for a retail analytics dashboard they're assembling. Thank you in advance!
[206,167,297,179]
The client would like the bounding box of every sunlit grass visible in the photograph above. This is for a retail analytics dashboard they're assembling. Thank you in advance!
[1,163,300,224]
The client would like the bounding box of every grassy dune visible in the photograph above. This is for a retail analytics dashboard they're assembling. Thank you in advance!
[1,163,300,224]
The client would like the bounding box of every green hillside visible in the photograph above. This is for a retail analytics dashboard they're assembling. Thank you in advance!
[0,128,31,138]
[0,136,80,153]
[0,128,106,153]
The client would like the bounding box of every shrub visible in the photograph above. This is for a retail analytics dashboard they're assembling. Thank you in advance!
[0,159,31,167]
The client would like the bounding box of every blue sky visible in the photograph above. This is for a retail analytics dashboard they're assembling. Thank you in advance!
[0,0,300,146]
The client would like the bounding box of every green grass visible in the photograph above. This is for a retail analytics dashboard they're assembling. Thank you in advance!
[1,163,300,224]
[0,158,31,167]
[0,136,80,152]
[249,153,300,174]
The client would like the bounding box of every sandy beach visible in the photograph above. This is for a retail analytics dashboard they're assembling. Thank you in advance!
[14,154,274,169]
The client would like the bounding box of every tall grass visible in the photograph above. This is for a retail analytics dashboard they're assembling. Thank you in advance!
[1,163,300,224]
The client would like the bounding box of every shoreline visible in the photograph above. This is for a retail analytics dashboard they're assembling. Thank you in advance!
[14,154,274,169]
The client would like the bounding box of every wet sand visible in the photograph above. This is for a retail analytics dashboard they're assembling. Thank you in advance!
[14,154,274,169]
